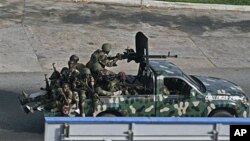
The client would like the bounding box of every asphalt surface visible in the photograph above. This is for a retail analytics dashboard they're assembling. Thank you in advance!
[1,0,250,141]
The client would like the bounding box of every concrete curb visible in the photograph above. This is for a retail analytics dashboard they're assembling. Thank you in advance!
[87,0,250,11]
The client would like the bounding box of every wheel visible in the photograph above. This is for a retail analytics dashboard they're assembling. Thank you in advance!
[99,113,117,117]
[211,110,234,117]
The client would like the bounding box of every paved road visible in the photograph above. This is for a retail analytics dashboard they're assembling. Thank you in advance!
[0,0,250,72]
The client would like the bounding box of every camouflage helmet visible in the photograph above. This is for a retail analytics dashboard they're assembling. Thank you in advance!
[69,55,79,63]
[101,43,112,53]
[61,67,69,76]
[82,67,91,75]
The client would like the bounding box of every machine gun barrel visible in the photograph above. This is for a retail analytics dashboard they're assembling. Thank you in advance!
[107,56,117,60]
[144,52,178,59]
[110,49,178,63]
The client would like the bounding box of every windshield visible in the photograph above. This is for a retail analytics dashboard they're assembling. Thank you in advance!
[183,73,206,93]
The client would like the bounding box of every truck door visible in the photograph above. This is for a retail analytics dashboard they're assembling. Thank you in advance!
[122,68,156,117]
[156,77,204,117]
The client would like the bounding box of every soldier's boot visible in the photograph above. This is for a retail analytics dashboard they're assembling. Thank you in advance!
[22,91,30,98]
[74,93,80,115]
[80,102,85,117]
[22,105,34,114]
[31,104,44,112]
[18,96,33,105]
[74,109,80,115]
[18,91,31,105]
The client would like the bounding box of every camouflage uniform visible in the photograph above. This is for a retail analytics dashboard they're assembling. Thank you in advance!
[94,72,129,96]
[58,83,79,116]
[30,83,78,116]
[69,55,86,76]
[20,61,80,115]
[73,68,95,116]
[86,43,120,78]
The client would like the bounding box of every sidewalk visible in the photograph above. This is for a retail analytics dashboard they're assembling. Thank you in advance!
[89,0,250,11]
[0,0,250,73]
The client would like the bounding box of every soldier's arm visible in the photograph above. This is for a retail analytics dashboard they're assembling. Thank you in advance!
[95,86,113,96]
[99,54,118,67]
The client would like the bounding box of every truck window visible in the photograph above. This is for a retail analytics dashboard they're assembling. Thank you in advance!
[163,78,192,96]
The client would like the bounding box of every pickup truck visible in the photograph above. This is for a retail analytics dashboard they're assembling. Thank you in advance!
[20,32,249,117]
[84,32,249,117]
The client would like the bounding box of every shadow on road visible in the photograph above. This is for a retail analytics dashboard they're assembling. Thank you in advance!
[0,90,44,133]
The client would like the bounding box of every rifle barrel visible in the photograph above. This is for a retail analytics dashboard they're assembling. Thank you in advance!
[147,55,167,58]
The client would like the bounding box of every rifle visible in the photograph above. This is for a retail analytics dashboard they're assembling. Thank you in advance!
[51,63,61,79]
[40,74,53,98]
[44,74,50,92]
[107,48,139,63]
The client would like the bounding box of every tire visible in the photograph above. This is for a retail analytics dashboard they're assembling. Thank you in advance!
[99,113,117,117]
[211,110,234,117]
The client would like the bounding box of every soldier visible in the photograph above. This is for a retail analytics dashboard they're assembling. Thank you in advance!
[94,72,129,96]
[160,79,170,95]
[160,85,170,95]
[26,83,79,116]
[69,55,86,75]
[69,54,79,63]
[67,60,81,87]
[20,89,60,114]
[72,67,95,116]
[86,43,122,78]
[58,83,79,116]
[19,62,79,114]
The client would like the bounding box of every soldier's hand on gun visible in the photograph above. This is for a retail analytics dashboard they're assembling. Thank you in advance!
[116,53,123,60]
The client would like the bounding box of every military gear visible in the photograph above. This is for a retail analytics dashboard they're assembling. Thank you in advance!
[101,43,112,53]
[82,67,91,75]
[86,46,118,78]
[49,63,61,81]
[116,53,123,60]
[61,67,69,75]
